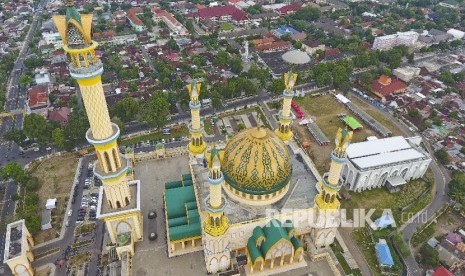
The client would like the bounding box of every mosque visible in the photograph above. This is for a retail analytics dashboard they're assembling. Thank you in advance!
[50,1,351,275]
[164,72,353,274]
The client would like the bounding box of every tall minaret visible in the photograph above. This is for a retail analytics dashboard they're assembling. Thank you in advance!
[275,71,297,142]
[53,0,130,208]
[203,147,230,273]
[312,128,352,248]
[187,81,207,155]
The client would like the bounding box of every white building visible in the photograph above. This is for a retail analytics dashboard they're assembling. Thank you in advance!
[373,31,419,50]
[342,136,431,192]
[393,66,420,82]
[42,32,63,49]
[34,71,51,85]
[447,28,465,40]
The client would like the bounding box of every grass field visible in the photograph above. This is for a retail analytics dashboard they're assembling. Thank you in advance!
[341,174,432,224]
[220,22,234,31]
[30,153,79,243]
[293,94,401,173]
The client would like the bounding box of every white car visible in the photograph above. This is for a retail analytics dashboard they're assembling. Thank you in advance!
[68,210,73,216]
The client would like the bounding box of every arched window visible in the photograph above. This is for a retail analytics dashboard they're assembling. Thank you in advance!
[116,201,121,208]
[104,151,113,172]
[112,148,120,169]
[125,197,129,206]
[109,200,113,209]
[215,217,220,227]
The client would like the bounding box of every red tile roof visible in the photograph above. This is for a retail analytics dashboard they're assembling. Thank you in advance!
[127,7,144,26]
[371,76,407,97]
[197,5,248,22]
[278,4,302,15]
[48,107,70,124]
[28,86,48,109]
[432,266,454,276]
[255,41,291,52]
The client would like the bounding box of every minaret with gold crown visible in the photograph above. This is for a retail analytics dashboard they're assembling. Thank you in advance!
[187,81,207,155]
[312,128,352,248]
[275,71,297,142]
[203,146,231,273]
[53,0,142,260]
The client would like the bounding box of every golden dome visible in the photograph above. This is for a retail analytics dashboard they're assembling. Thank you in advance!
[222,127,292,198]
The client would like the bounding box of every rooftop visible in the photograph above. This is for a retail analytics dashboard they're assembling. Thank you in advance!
[97,180,140,218]
[4,220,27,262]
[282,50,311,65]
[347,136,429,169]
[192,145,319,224]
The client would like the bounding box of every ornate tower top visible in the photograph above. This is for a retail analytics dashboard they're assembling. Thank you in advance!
[53,2,93,49]
[284,71,298,91]
[187,81,201,104]
[335,127,353,151]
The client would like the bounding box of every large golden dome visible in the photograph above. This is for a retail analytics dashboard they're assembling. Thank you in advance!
[222,127,292,205]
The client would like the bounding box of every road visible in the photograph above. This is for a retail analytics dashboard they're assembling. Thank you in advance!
[0,0,48,272]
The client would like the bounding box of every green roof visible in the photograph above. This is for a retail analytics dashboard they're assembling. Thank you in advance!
[65,5,82,26]
[168,216,188,228]
[182,173,192,181]
[165,180,183,190]
[165,179,201,242]
[343,116,363,130]
[183,180,193,186]
[169,222,201,241]
[185,201,197,210]
[247,219,302,264]
[247,238,263,263]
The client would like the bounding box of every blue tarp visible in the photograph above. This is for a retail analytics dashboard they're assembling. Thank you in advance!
[375,241,394,267]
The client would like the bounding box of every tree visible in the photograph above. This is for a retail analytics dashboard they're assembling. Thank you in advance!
[109,97,140,122]
[408,108,421,119]
[167,38,178,51]
[112,116,125,134]
[19,74,33,86]
[449,171,465,204]
[439,70,455,84]
[292,6,321,21]
[52,128,66,150]
[268,78,285,96]
[23,113,52,144]
[142,92,170,128]
[214,50,229,66]
[435,148,450,164]
[418,244,439,268]
[1,163,27,184]
[3,129,27,147]
[332,65,350,88]
[230,58,243,74]
[359,72,374,87]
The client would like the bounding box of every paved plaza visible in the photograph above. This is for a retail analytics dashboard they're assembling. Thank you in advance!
[133,155,208,275]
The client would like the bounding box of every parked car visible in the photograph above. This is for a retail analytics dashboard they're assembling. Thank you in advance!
[68,210,73,216]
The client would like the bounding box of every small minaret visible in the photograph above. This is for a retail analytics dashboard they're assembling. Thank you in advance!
[275,71,297,142]
[187,81,207,155]
[315,128,352,210]
[203,147,231,273]
[312,128,352,248]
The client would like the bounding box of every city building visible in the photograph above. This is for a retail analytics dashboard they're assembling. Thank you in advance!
[3,220,35,276]
[341,136,432,192]
[301,40,325,55]
[163,73,350,274]
[372,31,419,50]
[41,32,63,49]
[393,66,421,83]
[447,28,465,40]
[195,5,248,24]
[152,7,189,36]
[53,1,143,269]
[371,75,407,101]
[127,7,146,32]
[27,85,49,116]
[272,25,306,40]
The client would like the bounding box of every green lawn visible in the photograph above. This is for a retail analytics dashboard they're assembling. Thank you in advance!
[353,228,403,276]
[341,176,432,224]
[121,126,188,146]
[203,117,214,135]
[331,240,363,276]
[220,22,234,31]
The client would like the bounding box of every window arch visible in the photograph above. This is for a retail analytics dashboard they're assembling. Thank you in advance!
[112,148,120,169]
[116,201,121,208]
[104,151,113,172]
